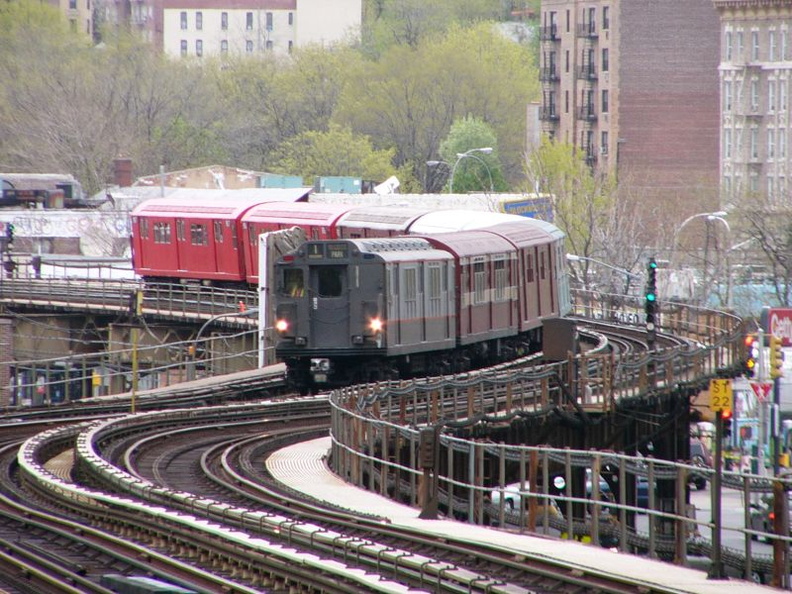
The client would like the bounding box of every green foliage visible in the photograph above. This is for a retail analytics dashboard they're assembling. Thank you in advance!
[336,22,538,190]
[268,124,409,186]
[438,115,506,193]
[526,137,617,258]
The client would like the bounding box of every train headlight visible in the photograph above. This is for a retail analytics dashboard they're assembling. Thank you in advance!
[275,319,289,333]
[369,317,383,333]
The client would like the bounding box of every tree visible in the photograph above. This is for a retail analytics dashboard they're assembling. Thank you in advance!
[268,124,417,189]
[437,115,506,193]
[526,137,647,297]
[335,22,538,190]
[739,193,792,307]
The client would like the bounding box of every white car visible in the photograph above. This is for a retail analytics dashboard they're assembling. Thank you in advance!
[489,482,562,517]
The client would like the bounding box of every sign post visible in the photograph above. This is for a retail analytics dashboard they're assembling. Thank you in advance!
[707,378,732,580]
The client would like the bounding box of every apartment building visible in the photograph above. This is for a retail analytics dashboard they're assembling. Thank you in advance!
[539,1,721,210]
[713,0,792,206]
[50,0,92,37]
[105,0,361,57]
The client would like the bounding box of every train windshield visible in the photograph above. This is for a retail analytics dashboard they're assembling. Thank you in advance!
[316,266,343,297]
[283,269,304,297]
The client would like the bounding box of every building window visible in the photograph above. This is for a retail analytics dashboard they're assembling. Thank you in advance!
[266,40,273,50]
[266,12,273,31]
[784,30,789,61]
[288,41,293,53]
[196,11,202,30]
[565,50,569,73]
[751,80,759,111]
[750,127,759,159]
[601,89,608,113]
[221,40,228,53]
[770,80,776,111]
[221,12,228,30]
[288,12,293,26]
[246,40,254,53]
[725,31,732,61]
[180,40,187,56]
[196,39,203,57]
[565,90,569,113]
[737,31,744,57]
[724,129,732,159]
[69,0,76,8]
[768,128,775,158]
[781,81,788,111]
[750,172,759,192]
[752,30,759,61]
[602,6,609,30]
[724,80,732,111]
[601,48,609,72]
[600,131,608,155]
[246,12,253,30]
[770,30,776,61]
[781,130,787,158]
[180,11,187,30]
[565,9,569,33]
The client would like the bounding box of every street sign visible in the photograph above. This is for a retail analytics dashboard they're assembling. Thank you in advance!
[709,378,733,413]
[750,381,773,402]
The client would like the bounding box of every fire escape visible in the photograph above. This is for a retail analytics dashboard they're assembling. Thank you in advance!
[539,17,560,136]
[576,17,598,166]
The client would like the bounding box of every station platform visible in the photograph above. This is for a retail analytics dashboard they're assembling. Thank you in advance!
[266,436,777,594]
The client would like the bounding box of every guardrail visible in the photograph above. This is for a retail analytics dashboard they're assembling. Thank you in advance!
[328,296,768,578]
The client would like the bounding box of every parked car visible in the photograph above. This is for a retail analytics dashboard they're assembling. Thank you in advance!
[488,482,563,523]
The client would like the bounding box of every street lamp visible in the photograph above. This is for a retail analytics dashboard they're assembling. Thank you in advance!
[673,211,729,305]
[449,147,494,193]
[566,253,642,294]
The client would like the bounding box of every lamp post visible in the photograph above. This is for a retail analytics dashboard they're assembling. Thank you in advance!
[566,253,642,295]
[673,211,729,305]
[449,147,494,193]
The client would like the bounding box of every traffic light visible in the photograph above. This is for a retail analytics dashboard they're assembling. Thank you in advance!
[770,334,785,379]
[5,223,13,244]
[744,334,758,378]
[645,258,658,330]
[723,409,733,440]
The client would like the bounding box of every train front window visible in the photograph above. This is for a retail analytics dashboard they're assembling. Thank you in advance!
[316,266,343,297]
[283,269,304,297]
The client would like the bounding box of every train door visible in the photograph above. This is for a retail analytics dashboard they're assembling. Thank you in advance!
[308,264,349,348]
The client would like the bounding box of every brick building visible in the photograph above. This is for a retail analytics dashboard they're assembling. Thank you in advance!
[712,0,792,207]
[539,0,721,218]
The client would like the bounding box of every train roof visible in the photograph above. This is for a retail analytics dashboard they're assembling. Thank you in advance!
[352,237,454,263]
[479,220,564,247]
[131,195,295,219]
[241,201,355,225]
[407,210,527,234]
[420,229,517,258]
[335,206,432,231]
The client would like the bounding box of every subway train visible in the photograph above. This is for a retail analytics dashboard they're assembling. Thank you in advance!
[130,196,570,389]
[129,194,559,287]
[272,215,570,391]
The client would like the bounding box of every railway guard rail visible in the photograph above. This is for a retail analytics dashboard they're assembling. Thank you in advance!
[0,276,261,405]
[326,292,767,572]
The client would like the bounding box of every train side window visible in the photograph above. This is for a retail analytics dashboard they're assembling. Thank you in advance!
[317,266,343,297]
[214,220,223,243]
[139,218,148,239]
[494,258,506,300]
[283,269,304,297]
[191,224,208,246]
[525,254,535,283]
[473,261,486,304]
[154,222,171,244]
[427,264,441,317]
[176,219,185,242]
